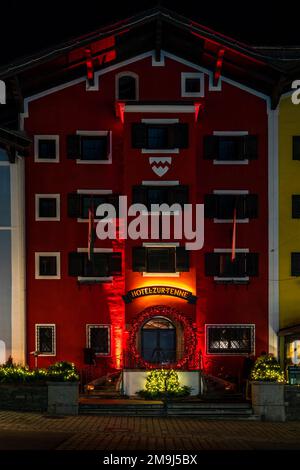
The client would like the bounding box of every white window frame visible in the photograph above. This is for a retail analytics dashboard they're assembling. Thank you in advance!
[212,131,249,165]
[35,194,60,221]
[115,71,139,101]
[181,72,204,98]
[35,323,56,356]
[213,248,249,282]
[86,324,111,356]
[205,324,255,356]
[75,130,112,164]
[212,190,249,224]
[76,189,113,223]
[34,135,59,163]
[142,242,180,277]
[77,248,113,282]
[35,252,61,279]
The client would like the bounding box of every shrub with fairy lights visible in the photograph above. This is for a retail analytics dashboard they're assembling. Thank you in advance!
[0,360,79,383]
[250,354,285,383]
[138,369,191,399]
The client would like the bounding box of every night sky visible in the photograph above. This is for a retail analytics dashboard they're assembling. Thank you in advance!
[0,1,299,66]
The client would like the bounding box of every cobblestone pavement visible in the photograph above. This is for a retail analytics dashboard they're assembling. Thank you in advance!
[0,411,300,450]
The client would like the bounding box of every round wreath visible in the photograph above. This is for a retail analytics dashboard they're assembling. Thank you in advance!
[128,305,196,369]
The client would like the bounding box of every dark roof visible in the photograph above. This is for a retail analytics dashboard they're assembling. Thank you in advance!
[0,6,299,129]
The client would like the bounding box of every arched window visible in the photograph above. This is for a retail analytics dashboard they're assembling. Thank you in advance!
[141,316,176,364]
[116,73,138,100]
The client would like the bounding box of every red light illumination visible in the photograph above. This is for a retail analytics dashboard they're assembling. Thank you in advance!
[214,49,225,87]
[194,102,203,122]
[85,48,94,86]
[116,101,125,124]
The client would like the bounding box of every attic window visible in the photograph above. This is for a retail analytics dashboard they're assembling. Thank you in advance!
[116,73,138,100]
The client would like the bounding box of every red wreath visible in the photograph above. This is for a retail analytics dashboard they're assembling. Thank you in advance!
[128,305,196,369]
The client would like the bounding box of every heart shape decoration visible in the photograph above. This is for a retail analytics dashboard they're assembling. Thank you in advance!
[149,157,172,178]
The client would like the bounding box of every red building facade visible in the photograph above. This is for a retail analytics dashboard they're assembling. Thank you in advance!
[19,9,276,383]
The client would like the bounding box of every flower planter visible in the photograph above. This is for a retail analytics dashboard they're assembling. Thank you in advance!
[47,382,79,416]
[251,381,285,422]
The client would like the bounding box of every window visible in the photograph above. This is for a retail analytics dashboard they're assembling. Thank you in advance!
[35,194,60,221]
[69,251,122,279]
[291,252,300,276]
[292,195,300,218]
[67,132,111,162]
[35,324,56,355]
[132,123,188,149]
[116,73,137,100]
[205,252,259,279]
[181,73,204,97]
[87,325,110,355]
[67,192,117,219]
[204,194,258,219]
[293,136,300,160]
[132,246,189,273]
[35,253,60,279]
[203,135,258,161]
[133,185,188,209]
[34,135,59,162]
[206,325,254,355]
[141,317,176,364]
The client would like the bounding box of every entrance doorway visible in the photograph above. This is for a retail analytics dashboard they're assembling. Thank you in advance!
[141,317,176,365]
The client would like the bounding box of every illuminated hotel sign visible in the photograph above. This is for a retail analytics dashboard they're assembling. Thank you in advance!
[123,286,197,304]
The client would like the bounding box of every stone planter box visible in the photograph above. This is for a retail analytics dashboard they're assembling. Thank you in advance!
[0,384,47,411]
[47,382,79,415]
[251,381,285,422]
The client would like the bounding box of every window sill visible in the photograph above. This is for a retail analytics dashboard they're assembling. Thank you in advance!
[213,160,249,165]
[76,158,112,164]
[141,148,179,154]
[77,276,113,283]
[214,218,249,224]
[142,272,180,277]
[213,277,250,284]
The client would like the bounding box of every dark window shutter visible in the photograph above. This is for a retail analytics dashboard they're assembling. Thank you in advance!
[68,252,84,276]
[169,185,189,206]
[204,194,217,218]
[172,123,189,148]
[176,247,189,272]
[203,136,218,159]
[132,123,147,148]
[243,135,258,160]
[246,253,259,276]
[293,136,300,160]
[205,253,220,276]
[67,193,82,218]
[132,247,147,272]
[291,252,300,276]
[109,252,122,276]
[245,194,258,218]
[132,186,148,206]
[292,195,300,218]
[67,135,81,159]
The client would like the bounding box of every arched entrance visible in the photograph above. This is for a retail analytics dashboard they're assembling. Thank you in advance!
[141,317,176,364]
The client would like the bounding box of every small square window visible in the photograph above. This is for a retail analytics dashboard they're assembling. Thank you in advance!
[206,325,254,355]
[35,253,60,279]
[147,127,169,149]
[185,78,201,93]
[87,325,110,355]
[81,136,108,161]
[36,195,60,220]
[34,136,59,162]
[36,324,56,355]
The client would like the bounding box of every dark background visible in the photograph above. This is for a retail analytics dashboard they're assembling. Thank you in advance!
[0,0,299,65]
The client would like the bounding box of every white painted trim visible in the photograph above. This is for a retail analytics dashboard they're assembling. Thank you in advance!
[142,272,180,277]
[10,158,26,364]
[35,194,60,221]
[125,105,195,113]
[268,108,279,357]
[35,323,56,356]
[181,72,204,97]
[208,75,222,92]
[142,242,180,247]
[115,71,139,101]
[213,190,249,194]
[141,118,179,124]
[0,227,11,230]
[86,324,111,356]
[141,148,179,154]
[34,135,59,163]
[77,248,113,253]
[142,181,179,186]
[0,161,9,166]
[75,130,112,164]
[214,276,250,282]
[76,189,113,195]
[205,324,255,356]
[151,51,165,66]
[213,131,249,136]
[213,248,249,253]
[35,252,61,279]
[213,160,249,165]
[214,219,249,224]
